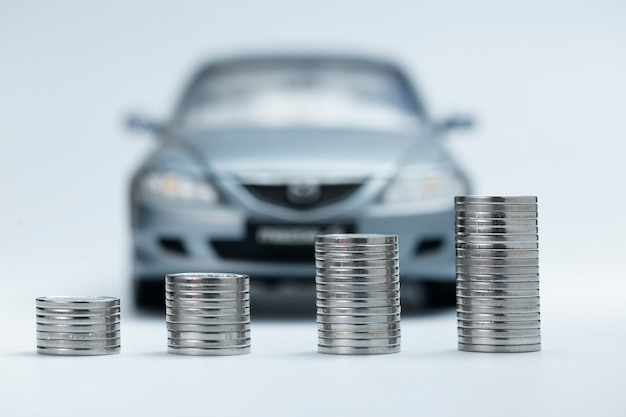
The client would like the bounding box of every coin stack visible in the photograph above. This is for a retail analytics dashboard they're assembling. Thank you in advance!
[315,234,400,355]
[165,273,251,355]
[36,296,121,355]
[455,196,540,353]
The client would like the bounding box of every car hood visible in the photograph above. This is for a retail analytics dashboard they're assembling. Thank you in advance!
[178,129,442,180]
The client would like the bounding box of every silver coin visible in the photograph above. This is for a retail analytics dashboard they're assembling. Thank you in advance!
[167,346,250,356]
[316,298,400,308]
[457,258,539,267]
[315,259,399,269]
[165,284,250,293]
[456,273,539,282]
[316,275,398,284]
[456,226,538,235]
[318,345,400,355]
[166,286,249,294]
[165,304,249,313]
[317,313,401,324]
[456,249,539,259]
[316,282,400,292]
[456,242,539,250]
[166,291,249,300]
[457,311,540,321]
[165,308,250,322]
[168,338,251,348]
[36,314,120,324]
[166,315,250,325]
[165,299,249,309]
[318,322,401,332]
[36,322,121,333]
[456,288,540,297]
[36,331,119,340]
[36,296,119,309]
[35,305,120,316]
[457,327,541,337]
[315,234,397,245]
[457,305,541,314]
[456,265,539,275]
[456,235,538,244]
[35,307,120,317]
[37,338,121,348]
[317,306,401,315]
[455,207,537,216]
[165,300,249,310]
[166,283,249,292]
[458,343,540,353]
[37,346,120,356]
[166,307,250,317]
[457,296,540,307]
[166,273,248,284]
[167,323,250,332]
[318,329,401,339]
[457,319,540,330]
[168,331,250,341]
[458,335,541,345]
[457,218,538,228]
[316,267,399,277]
[166,286,250,295]
[315,243,398,252]
[318,337,400,348]
[455,196,537,204]
[167,278,249,286]
[166,307,249,316]
[315,251,399,261]
[316,289,400,300]
[456,210,537,219]
[456,280,539,290]
[166,296,249,305]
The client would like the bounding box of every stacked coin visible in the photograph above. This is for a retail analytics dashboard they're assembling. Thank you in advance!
[165,273,250,355]
[36,296,121,355]
[315,234,400,355]
[455,196,540,353]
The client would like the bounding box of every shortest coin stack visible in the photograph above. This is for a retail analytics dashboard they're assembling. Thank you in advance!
[166,273,251,356]
[36,296,121,356]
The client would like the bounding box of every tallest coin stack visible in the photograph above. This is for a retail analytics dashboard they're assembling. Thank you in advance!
[455,196,541,353]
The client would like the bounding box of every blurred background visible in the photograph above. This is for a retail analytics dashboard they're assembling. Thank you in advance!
[1,0,625,309]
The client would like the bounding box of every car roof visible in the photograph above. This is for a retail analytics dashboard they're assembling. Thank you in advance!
[202,53,403,70]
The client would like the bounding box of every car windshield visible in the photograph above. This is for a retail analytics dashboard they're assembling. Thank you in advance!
[176,62,423,132]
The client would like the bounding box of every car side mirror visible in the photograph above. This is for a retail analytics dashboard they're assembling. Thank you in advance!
[126,114,165,134]
[435,115,474,133]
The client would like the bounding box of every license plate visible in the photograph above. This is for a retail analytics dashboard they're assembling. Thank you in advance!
[251,223,354,246]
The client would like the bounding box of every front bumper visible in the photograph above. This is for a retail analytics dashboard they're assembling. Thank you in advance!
[132,201,456,283]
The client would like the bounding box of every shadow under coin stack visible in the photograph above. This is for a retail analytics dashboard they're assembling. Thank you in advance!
[36,296,121,355]
[165,273,251,355]
[455,196,541,353]
[315,234,401,355]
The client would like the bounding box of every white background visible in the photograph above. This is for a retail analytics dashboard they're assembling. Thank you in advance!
[1,1,625,416]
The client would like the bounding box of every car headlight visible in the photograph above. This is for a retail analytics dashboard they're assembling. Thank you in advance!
[140,171,218,204]
[380,168,465,206]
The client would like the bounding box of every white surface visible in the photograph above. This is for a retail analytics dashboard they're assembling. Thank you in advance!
[1,266,624,416]
[1,1,625,416]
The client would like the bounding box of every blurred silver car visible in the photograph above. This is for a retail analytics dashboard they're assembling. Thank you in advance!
[128,54,472,306]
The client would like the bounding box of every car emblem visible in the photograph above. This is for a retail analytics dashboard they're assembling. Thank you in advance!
[286,181,322,204]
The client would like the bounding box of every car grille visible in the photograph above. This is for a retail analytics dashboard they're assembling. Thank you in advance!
[211,240,314,262]
[242,183,361,210]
